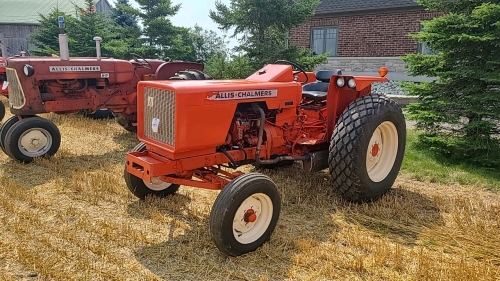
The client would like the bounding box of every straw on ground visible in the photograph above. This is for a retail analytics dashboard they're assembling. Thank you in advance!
[0,103,498,280]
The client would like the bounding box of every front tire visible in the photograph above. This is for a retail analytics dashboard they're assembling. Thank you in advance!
[3,116,61,163]
[0,116,20,155]
[0,102,5,121]
[124,142,180,200]
[328,94,406,203]
[209,173,281,256]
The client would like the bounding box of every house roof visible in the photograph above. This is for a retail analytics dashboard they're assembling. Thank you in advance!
[0,0,102,25]
[315,0,420,15]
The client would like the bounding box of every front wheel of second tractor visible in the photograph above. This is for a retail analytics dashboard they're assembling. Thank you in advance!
[328,93,406,203]
[0,102,5,122]
[124,142,180,200]
[3,116,61,163]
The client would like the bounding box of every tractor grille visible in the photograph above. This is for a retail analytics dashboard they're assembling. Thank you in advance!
[143,87,176,146]
[6,68,26,109]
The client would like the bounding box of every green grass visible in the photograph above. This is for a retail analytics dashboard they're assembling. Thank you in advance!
[401,129,500,191]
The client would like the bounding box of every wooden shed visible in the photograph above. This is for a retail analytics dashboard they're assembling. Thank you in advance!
[0,0,112,57]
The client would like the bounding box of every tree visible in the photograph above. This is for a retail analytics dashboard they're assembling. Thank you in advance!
[70,0,122,57]
[180,24,229,62]
[29,1,134,59]
[126,0,192,59]
[208,0,328,70]
[401,0,500,168]
[29,9,78,56]
[109,0,143,59]
[112,0,140,30]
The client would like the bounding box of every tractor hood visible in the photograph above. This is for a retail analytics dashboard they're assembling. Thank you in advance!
[135,75,303,156]
[6,57,140,84]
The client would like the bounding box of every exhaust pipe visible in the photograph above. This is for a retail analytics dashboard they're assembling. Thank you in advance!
[93,37,102,61]
[57,16,69,61]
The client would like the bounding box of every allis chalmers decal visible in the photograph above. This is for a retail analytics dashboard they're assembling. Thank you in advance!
[49,66,101,72]
[207,89,278,100]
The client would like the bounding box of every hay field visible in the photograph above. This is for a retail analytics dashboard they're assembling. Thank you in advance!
[0,102,499,280]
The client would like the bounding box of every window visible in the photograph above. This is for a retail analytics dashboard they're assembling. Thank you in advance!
[311,26,338,57]
[417,23,437,54]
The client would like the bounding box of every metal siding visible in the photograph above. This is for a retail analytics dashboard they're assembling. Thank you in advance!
[0,0,108,24]
[95,0,113,17]
[0,0,112,57]
[0,25,40,57]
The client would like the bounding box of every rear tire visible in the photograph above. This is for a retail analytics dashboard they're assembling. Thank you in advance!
[124,142,180,200]
[4,116,61,163]
[328,93,406,203]
[209,173,281,256]
[169,69,213,80]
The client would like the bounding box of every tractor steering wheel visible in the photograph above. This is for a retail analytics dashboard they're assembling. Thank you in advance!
[130,53,153,69]
[274,60,309,84]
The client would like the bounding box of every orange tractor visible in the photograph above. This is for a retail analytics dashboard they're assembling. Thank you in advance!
[1,16,211,163]
[124,60,407,256]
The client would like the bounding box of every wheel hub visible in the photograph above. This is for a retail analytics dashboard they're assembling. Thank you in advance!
[19,129,50,154]
[370,142,381,159]
[243,208,258,223]
[365,121,399,183]
[233,196,265,239]
[30,137,41,147]
[143,176,172,191]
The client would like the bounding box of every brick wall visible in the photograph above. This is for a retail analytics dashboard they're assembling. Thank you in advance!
[289,9,444,57]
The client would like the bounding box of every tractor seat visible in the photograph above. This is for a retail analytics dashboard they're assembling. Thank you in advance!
[302,81,329,101]
[315,69,342,83]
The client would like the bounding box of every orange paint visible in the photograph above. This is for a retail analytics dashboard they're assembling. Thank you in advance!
[378,66,389,77]
[126,63,389,190]
[372,143,379,157]
[244,209,257,223]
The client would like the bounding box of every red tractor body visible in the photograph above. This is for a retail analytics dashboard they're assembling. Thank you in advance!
[1,53,210,163]
[5,56,204,118]
[0,57,7,121]
[123,61,406,256]
[0,56,7,96]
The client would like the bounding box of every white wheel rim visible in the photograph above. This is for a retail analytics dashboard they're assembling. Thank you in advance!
[232,193,273,244]
[366,121,399,183]
[18,128,53,157]
[143,177,172,191]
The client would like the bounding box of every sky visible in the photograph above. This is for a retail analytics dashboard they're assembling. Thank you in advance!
[126,0,239,49]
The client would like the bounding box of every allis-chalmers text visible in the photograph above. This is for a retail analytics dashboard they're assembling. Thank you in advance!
[207,89,278,101]
[49,66,101,72]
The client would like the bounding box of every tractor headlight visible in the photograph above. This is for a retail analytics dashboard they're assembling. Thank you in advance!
[347,78,356,88]
[23,64,35,77]
[335,77,345,87]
